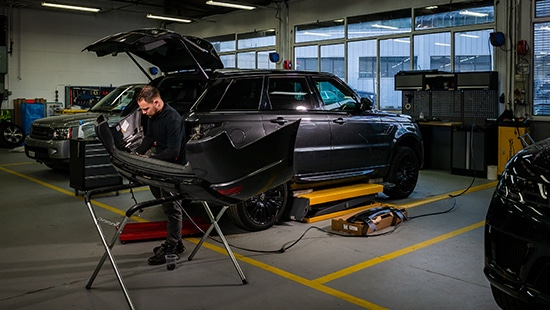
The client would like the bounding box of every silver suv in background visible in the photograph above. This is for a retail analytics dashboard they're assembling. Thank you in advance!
[24,84,144,169]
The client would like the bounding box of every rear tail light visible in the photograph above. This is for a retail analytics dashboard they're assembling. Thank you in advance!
[216,185,243,196]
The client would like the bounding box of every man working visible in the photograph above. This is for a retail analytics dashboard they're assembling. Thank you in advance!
[135,85,187,265]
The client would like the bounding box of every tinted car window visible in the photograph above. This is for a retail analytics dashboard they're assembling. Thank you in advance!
[193,78,230,111]
[217,77,264,110]
[313,78,358,111]
[267,77,314,111]
[90,84,143,113]
[159,81,199,103]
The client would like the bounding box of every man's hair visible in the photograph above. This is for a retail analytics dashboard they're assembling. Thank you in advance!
[137,85,161,103]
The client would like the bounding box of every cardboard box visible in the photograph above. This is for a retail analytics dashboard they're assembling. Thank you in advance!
[331,206,407,236]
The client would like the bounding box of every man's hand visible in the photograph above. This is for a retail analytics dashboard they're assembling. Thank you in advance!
[131,151,149,158]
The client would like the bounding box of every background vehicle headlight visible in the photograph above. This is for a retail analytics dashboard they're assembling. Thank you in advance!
[52,128,71,140]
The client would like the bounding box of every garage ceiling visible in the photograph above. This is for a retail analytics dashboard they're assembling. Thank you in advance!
[0,0,283,20]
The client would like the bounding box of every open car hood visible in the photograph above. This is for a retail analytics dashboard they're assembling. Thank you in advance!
[95,111,300,205]
[83,28,223,76]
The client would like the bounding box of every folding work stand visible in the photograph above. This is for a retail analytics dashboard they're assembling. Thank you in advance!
[83,183,247,310]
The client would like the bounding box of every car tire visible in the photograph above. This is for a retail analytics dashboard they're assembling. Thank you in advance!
[228,183,288,231]
[490,284,530,310]
[383,146,419,199]
[0,122,25,148]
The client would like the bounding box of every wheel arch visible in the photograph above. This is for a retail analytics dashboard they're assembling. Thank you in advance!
[393,133,424,169]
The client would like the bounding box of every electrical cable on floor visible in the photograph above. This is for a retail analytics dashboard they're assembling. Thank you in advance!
[407,197,457,220]
[128,186,145,216]
[175,180,470,253]
[226,197,459,253]
[449,121,479,198]
[156,175,465,254]
[129,187,139,205]
[179,201,412,254]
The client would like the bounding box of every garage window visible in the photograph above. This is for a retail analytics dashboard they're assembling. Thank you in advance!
[533,0,550,116]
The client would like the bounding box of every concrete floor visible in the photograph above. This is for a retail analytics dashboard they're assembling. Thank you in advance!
[0,147,500,310]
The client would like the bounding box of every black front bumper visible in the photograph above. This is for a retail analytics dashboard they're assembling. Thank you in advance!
[484,192,550,308]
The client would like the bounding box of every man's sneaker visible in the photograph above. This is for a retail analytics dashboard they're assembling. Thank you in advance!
[153,241,185,255]
[147,243,180,265]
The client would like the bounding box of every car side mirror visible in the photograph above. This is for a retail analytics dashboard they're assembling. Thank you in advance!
[360,97,373,111]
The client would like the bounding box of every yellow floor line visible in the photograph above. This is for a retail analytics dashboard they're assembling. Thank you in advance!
[0,165,147,222]
[0,161,35,167]
[2,162,495,309]
[313,220,485,284]
[186,237,389,310]
[397,181,498,209]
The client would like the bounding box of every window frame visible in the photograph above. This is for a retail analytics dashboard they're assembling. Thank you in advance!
[292,2,495,112]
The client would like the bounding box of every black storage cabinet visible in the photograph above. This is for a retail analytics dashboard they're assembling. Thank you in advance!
[70,139,122,195]
[451,124,497,178]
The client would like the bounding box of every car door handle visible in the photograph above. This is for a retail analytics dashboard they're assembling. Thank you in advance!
[270,117,288,125]
[333,117,346,124]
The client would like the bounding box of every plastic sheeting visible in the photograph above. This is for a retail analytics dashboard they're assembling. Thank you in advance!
[21,103,44,135]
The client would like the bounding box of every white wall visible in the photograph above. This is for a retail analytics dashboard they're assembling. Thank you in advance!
[3,7,162,108]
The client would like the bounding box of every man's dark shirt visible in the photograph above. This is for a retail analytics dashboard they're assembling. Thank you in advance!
[135,103,186,164]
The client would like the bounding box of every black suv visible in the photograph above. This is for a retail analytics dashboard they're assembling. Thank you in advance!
[484,137,550,309]
[89,29,424,232]
[185,69,424,230]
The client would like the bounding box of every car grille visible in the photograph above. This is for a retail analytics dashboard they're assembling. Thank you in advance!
[30,125,53,140]
[490,228,528,276]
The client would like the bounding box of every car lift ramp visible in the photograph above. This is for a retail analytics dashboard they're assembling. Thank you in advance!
[83,183,247,310]
[288,183,384,222]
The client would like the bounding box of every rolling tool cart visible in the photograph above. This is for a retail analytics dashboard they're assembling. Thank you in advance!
[69,138,122,195]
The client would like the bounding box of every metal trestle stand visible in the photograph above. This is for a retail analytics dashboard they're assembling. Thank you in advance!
[83,183,247,310]
[188,201,247,284]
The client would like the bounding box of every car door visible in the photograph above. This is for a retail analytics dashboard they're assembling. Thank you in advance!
[312,77,389,174]
[190,76,266,148]
[261,76,332,180]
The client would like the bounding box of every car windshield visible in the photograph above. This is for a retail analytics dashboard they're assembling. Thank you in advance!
[90,84,144,113]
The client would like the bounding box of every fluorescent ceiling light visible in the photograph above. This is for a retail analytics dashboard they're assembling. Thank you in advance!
[459,10,488,17]
[206,1,256,10]
[303,31,331,37]
[146,14,192,23]
[41,2,100,13]
[425,6,438,10]
[459,34,480,39]
[393,39,410,44]
[372,24,398,30]
[435,42,451,47]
